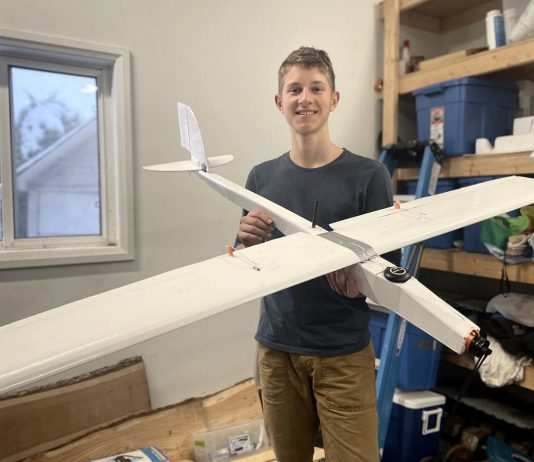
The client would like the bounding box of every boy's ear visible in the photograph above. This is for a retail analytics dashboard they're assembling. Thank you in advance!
[330,91,340,112]
[274,94,283,112]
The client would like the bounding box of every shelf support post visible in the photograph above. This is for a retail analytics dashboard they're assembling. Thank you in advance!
[382,0,400,145]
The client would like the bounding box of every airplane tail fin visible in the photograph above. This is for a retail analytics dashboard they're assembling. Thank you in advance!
[143,102,233,172]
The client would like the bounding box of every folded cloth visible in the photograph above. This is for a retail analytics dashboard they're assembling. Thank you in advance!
[478,335,532,387]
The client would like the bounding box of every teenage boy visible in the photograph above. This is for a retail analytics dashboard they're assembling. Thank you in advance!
[236,47,396,462]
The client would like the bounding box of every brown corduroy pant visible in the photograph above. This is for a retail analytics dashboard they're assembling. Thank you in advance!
[258,342,379,462]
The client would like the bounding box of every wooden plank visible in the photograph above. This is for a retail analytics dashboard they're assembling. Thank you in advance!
[442,352,534,391]
[400,10,442,31]
[24,399,205,462]
[418,49,485,72]
[420,249,534,284]
[378,0,428,19]
[399,0,430,11]
[239,447,326,462]
[25,379,263,462]
[379,2,440,31]
[441,0,500,31]
[399,37,534,94]
[0,358,150,462]
[202,379,262,429]
[382,0,401,145]
[409,0,495,18]
[397,152,534,180]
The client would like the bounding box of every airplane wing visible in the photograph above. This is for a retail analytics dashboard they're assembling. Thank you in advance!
[331,175,534,255]
[0,233,357,394]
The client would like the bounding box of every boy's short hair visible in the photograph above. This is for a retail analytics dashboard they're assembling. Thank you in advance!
[278,46,336,93]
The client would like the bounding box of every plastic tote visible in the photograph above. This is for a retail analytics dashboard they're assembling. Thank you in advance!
[369,307,442,390]
[382,389,446,462]
[413,78,517,156]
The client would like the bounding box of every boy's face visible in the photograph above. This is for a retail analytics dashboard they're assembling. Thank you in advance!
[275,65,339,137]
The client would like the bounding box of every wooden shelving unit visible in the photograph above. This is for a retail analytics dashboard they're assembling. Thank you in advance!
[380,0,534,410]
[381,0,534,283]
[380,0,534,144]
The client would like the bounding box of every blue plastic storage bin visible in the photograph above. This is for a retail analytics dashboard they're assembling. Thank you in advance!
[457,176,495,253]
[369,308,442,390]
[382,389,446,462]
[413,78,517,156]
[403,179,461,249]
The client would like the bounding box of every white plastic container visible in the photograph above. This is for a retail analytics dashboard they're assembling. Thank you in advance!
[507,0,534,42]
[502,0,531,40]
[193,419,270,462]
[486,10,506,48]
[515,80,534,116]
[399,39,411,75]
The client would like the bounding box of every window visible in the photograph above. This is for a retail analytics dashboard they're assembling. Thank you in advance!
[0,29,133,268]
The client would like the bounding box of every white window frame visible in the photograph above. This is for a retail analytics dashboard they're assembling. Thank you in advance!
[0,29,134,269]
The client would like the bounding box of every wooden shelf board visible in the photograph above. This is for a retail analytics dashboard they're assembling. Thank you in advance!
[402,0,493,17]
[397,152,534,180]
[380,0,500,31]
[420,249,534,284]
[399,37,534,94]
[442,351,534,391]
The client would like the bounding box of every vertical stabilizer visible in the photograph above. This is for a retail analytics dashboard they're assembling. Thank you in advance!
[177,102,208,171]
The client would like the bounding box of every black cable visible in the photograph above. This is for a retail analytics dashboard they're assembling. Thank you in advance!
[449,351,490,419]
[500,250,511,296]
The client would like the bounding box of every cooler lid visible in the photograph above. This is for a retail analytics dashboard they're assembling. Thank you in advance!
[393,389,446,409]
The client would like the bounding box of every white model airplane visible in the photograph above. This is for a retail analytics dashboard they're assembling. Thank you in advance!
[1,103,534,395]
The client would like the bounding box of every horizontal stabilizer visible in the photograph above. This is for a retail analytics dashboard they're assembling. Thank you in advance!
[143,155,234,172]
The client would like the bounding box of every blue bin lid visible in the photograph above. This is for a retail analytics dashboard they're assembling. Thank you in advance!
[413,77,517,97]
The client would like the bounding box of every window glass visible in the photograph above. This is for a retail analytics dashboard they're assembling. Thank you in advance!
[10,67,101,238]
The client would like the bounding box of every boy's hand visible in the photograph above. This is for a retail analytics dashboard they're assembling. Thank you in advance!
[237,210,274,248]
[326,266,360,298]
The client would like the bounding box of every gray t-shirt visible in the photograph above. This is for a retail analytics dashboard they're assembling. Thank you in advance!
[243,149,397,356]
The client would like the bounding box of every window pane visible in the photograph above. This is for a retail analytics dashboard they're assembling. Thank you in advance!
[10,67,101,238]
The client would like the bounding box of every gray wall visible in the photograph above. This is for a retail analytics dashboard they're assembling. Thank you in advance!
[0,0,384,407]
